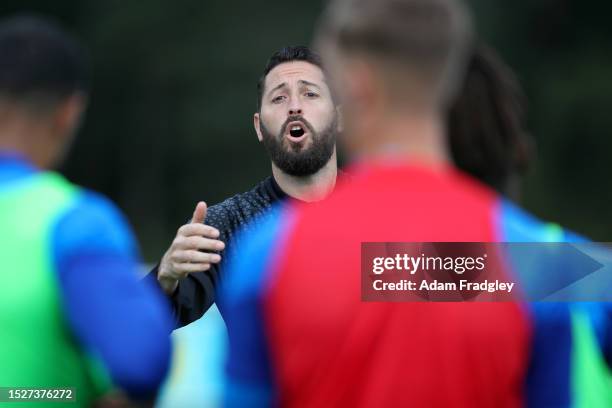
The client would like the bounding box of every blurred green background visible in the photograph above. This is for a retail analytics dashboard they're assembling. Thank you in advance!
[1,0,610,261]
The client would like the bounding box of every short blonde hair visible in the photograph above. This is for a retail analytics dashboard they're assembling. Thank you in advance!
[316,0,473,107]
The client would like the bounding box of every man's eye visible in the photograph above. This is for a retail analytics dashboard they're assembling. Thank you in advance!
[272,95,285,103]
[305,92,319,98]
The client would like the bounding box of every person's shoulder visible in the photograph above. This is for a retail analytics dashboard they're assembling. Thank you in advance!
[34,172,123,225]
[69,189,129,222]
[53,188,138,257]
[224,177,274,209]
[205,178,274,229]
[496,198,588,242]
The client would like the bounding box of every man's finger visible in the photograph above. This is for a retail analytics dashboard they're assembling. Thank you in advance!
[174,263,212,276]
[176,236,225,252]
[177,223,220,239]
[172,250,222,264]
[191,201,207,224]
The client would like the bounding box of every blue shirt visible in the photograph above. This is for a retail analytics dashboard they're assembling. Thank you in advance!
[0,152,174,397]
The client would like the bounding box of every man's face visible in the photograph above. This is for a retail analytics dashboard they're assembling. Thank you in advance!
[256,61,339,177]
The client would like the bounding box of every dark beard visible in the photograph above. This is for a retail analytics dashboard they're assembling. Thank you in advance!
[260,114,337,177]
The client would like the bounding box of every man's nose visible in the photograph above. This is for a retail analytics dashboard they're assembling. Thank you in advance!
[288,102,303,116]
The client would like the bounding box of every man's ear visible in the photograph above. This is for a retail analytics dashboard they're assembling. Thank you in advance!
[52,93,87,141]
[344,61,384,133]
[347,61,378,116]
[254,112,263,142]
[335,105,344,133]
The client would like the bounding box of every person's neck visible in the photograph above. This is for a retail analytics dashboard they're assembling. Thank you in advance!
[271,150,338,202]
[0,109,49,168]
[355,113,450,168]
[0,138,48,169]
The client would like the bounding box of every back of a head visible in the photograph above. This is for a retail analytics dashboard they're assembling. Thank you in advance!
[0,15,88,113]
[449,44,533,198]
[316,0,473,110]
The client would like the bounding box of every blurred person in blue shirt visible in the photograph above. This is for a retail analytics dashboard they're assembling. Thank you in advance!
[0,15,174,406]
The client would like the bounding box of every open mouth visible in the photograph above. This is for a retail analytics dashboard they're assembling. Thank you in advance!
[289,125,305,138]
[286,121,308,142]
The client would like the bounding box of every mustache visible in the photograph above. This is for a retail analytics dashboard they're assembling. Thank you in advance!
[280,115,316,137]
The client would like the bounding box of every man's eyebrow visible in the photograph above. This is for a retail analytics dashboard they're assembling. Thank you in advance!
[298,80,322,89]
[267,82,287,97]
[266,79,325,97]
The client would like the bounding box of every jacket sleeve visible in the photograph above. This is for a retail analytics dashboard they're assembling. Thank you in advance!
[146,261,219,328]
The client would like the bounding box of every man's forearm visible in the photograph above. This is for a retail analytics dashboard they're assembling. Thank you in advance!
[145,263,218,328]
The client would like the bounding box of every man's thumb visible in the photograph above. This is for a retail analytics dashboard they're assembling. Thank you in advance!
[191,201,207,224]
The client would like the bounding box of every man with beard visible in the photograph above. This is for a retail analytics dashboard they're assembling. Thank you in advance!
[149,46,340,327]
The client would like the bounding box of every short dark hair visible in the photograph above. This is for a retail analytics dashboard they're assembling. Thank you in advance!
[0,15,89,110]
[316,0,473,107]
[449,44,533,197]
[256,46,325,112]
